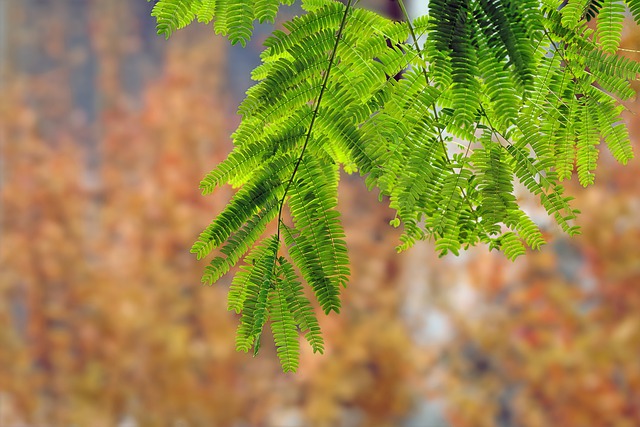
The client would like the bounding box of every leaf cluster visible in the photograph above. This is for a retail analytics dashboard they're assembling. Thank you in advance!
[150,0,639,371]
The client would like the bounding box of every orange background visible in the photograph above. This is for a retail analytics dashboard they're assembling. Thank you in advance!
[1,2,639,426]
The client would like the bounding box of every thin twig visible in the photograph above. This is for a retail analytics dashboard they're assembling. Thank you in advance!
[275,0,355,246]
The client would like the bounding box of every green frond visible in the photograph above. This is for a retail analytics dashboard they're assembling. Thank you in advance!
[586,49,640,81]
[234,322,256,354]
[211,0,230,36]
[576,101,600,186]
[625,0,640,25]
[595,100,634,164]
[475,0,538,87]
[561,0,590,29]
[473,131,518,232]
[232,235,279,352]
[255,0,284,24]
[224,2,254,47]
[497,232,526,261]
[202,200,278,285]
[278,257,324,353]
[151,0,198,39]
[472,131,546,253]
[191,154,294,260]
[477,37,520,131]
[301,0,335,12]
[597,0,625,53]
[553,106,578,181]
[262,3,345,57]
[284,156,348,314]
[428,167,475,256]
[358,68,446,248]
[270,275,301,372]
[423,1,459,89]
[584,0,604,21]
[150,0,295,44]
[428,0,470,55]
[512,211,546,250]
[505,125,579,234]
[449,28,481,138]
[195,0,217,23]
[200,118,308,193]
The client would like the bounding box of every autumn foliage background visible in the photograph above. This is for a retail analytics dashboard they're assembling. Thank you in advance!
[1,1,640,426]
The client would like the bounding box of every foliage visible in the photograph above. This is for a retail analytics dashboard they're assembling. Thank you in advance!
[149,0,640,370]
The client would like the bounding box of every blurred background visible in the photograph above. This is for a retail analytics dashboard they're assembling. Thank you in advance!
[1,1,640,426]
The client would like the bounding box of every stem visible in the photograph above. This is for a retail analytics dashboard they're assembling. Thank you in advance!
[396,0,452,163]
[275,0,354,245]
[397,0,480,221]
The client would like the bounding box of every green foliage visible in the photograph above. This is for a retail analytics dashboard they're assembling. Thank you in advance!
[598,0,625,53]
[149,0,296,45]
[150,0,639,371]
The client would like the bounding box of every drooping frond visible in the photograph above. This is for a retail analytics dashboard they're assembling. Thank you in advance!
[597,0,625,53]
[195,0,216,23]
[187,0,409,371]
[149,0,295,44]
[150,0,197,38]
[283,155,348,314]
[628,0,640,24]
[277,257,324,353]
[472,131,546,258]
[475,0,540,87]
[269,271,301,372]
[584,0,604,21]
[202,199,278,285]
[150,0,640,371]
[232,235,279,352]
[190,154,294,260]
[586,49,640,85]
[575,100,600,186]
[596,100,634,164]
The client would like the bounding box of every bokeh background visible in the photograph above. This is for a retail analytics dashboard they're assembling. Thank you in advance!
[1,1,640,426]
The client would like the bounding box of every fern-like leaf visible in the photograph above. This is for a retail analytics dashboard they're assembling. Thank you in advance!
[625,0,640,24]
[149,0,295,44]
[576,101,600,186]
[283,157,349,314]
[202,200,279,285]
[597,0,625,53]
[233,235,279,352]
[151,0,197,39]
[278,257,324,353]
[270,274,301,372]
